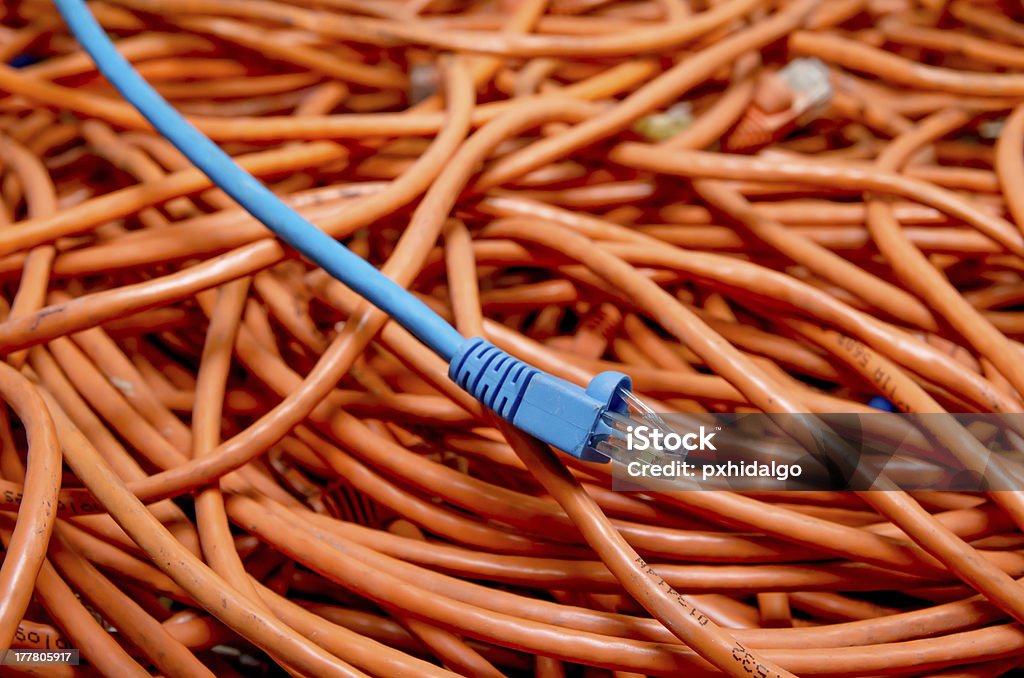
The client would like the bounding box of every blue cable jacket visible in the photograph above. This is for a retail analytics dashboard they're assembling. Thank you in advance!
[54,0,465,361]
[55,0,639,463]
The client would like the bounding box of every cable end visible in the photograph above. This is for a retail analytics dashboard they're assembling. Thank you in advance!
[449,338,635,462]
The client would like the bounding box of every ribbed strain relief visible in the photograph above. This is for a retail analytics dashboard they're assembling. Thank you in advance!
[449,338,537,420]
[723,107,776,152]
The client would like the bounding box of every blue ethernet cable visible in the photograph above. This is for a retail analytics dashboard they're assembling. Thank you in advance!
[54,0,654,464]
[53,0,463,363]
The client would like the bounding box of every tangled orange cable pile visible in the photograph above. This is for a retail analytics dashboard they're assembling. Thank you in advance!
[5,0,1024,676]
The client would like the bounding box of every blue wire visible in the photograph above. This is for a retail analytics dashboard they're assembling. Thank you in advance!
[9,53,40,68]
[54,0,465,361]
[55,0,640,464]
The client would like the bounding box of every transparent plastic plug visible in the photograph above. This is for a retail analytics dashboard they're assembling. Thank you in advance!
[587,387,683,466]
[777,57,833,116]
